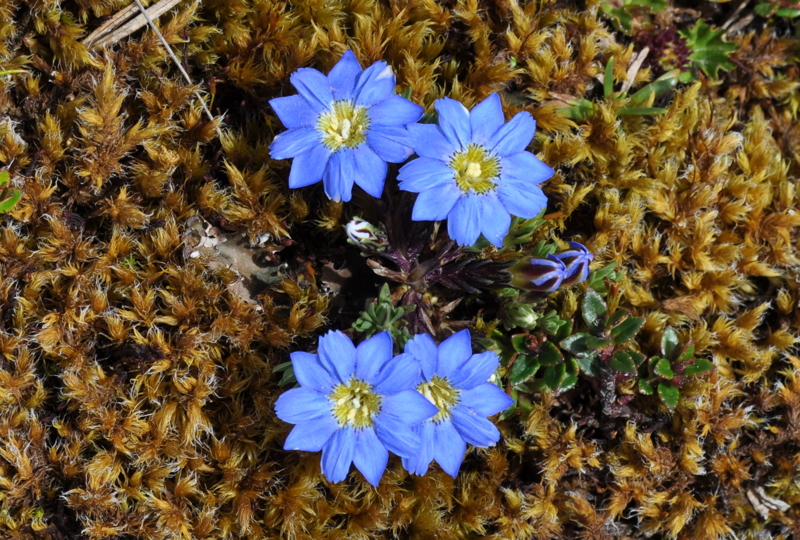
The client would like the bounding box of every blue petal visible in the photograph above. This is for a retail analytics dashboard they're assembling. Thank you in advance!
[500,151,554,186]
[284,415,339,452]
[290,68,333,114]
[323,150,357,202]
[447,193,483,246]
[459,383,514,417]
[469,93,505,146]
[448,351,499,390]
[450,405,501,447]
[479,192,511,247]
[352,427,389,486]
[328,50,362,101]
[434,97,471,149]
[355,331,393,382]
[436,329,473,379]
[401,421,436,476]
[352,144,388,198]
[354,61,396,107]
[270,128,321,160]
[274,387,331,423]
[404,333,438,381]
[380,390,438,424]
[487,111,535,157]
[411,185,461,222]
[406,124,456,161]
[288,142,331,189]
[321,427,356,483]
[291,351,336,393]
[497,179,548,220]
[374,413,420,457]
[270,95,319,129]
[433,419,467,478]
[397,157,455,193]
[372,354,422,394]
[318,330,357,383]
[369,95,424,126]
[367,125,415,163]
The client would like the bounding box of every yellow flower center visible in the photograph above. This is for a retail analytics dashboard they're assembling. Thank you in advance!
[450,144,501,194]
[317,100,370,151]
[329,378,382,429]
[417,376,460,423]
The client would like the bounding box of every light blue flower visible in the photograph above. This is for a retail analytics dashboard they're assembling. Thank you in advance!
[269,50,424,202]
[400,330,514,478]
[397,93,554,247]
[274,330,437,486]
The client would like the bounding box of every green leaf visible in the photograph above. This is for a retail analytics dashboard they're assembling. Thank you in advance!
[0,189,22,213]
[661,328,680,360]
[544,362,567,390]
[537,341,563,367]
[560,98,597,120]
[678,342,696,362]
[585,336,612,351]
[653,357,675,379]
[629,350,646,368]
[530,240,558,258]
[604,57,615,99]
[618,107,667,116]
[560,333,592,356]
[400,88,413,99]
[610,351,637,375]
[683,358,714,376]
[581,289,608,333]
[610,316,645,344]
[560,372,578,391]
[626,69,679,108]
[509,355,540,385]
[638,379,654,395]
[657,382,680,409]
[273,361,297,387]
[553,317,573,341]
[679,20,738,78]
[575,354,599,377]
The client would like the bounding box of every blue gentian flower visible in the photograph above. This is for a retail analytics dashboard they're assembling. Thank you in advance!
[274,330,437,486]
[397,93,554,247]
[553,242,594,286]
[400,330,514,477]
[509,255,568,292]
[269,50,424,202]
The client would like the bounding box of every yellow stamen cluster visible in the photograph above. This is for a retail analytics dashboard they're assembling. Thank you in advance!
[450,144,501,194]
[317,100,370,151]
[418,376,460,423]
[329,378,382,429]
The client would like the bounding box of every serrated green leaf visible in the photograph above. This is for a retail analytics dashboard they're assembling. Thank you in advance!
[661,327,680,359]
[679,20,738,78]
[560,333,592,356]
[610,316,645,344]
[537,341,563,366]
[610,351,637,374]
[638,379,654,394]
[509,355,540,385]
[683,358,714,376]
[544,362,567,390]
[582,289,608,332]
[658,382,680,409]
[653,357,675,379]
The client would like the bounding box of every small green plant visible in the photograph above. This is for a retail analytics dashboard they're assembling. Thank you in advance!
[635,327,714,409]
[0,170,22,213]
[599,0,667,33]
[755,0,800,18]
[561,58,680,120]
[679,20,739,78]
[352,283,416,347]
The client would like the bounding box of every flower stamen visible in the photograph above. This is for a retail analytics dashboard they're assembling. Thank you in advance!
[317,100,370,151]
[329,378,382,429]
[418,376,460,423]
[450,144,500,194]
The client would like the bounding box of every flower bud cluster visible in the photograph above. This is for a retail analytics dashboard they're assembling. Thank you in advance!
[510,242,594,292]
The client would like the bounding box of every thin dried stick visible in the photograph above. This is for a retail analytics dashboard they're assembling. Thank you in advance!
[83,0,182,50]
[131,0,219,131]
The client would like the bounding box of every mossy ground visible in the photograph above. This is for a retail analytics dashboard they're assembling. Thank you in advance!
[0,0,799,538]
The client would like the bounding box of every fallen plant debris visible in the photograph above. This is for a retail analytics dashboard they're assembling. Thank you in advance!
[0,0,799,539]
